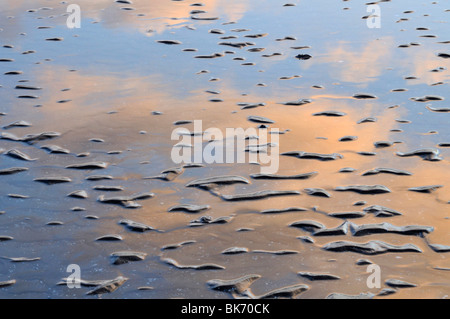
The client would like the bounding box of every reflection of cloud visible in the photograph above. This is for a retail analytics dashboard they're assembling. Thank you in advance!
[309,38,395,85]
[397,49,450,85]
[26,64,189,132]
[0,0,251,39]
[308,38,449,87]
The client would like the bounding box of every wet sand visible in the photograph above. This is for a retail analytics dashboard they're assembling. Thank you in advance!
[0,0,449,299]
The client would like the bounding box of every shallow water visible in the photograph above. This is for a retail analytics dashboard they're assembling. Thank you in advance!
[0,0,449,299]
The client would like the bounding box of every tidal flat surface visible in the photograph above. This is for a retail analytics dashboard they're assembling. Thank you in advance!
[0,0,449,299]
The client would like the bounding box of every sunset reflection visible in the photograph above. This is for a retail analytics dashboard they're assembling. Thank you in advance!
[0,0,448,300]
